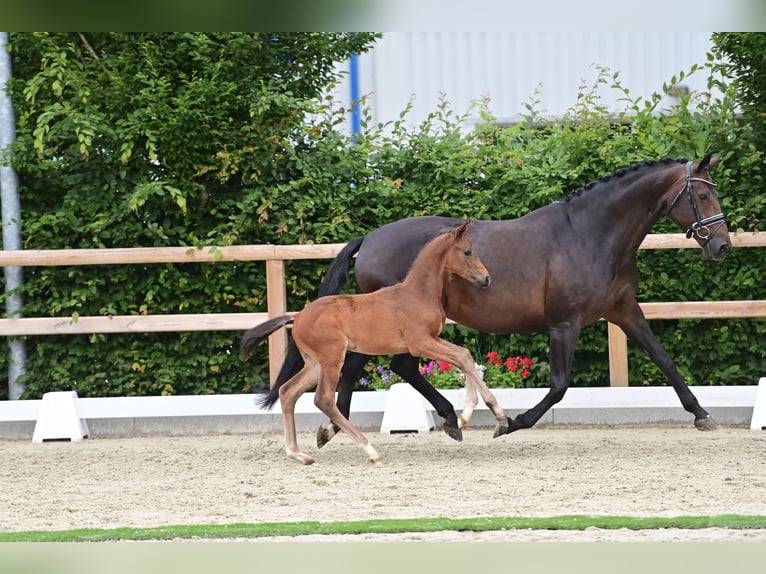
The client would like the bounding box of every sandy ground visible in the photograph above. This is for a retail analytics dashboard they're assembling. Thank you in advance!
[2,425,766,541]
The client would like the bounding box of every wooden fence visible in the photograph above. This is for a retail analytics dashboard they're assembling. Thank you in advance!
[1,233,765,386]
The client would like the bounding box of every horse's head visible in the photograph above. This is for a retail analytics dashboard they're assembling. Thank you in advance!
[447,221,491,288]
[666,155,732,261]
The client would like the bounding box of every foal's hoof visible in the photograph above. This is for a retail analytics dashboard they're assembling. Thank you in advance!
[361,443,383,465]
[493,419,510,438]
[443,423,463,442]
[694,415,720,431]
[288,452,315,465]
[316,423,337,448]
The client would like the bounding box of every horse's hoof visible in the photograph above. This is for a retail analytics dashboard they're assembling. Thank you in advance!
[695,415,720,431]
[443,424,463,442]
[492,420,510,438]
[289,452,315,465]
[316,424,337,448]
[442,424,463,442]
[361,443,382,465]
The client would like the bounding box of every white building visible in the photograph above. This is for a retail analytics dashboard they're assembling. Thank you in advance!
[334,32,716,130]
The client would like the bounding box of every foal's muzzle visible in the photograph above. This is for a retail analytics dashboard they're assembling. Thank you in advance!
[475,275,491,288]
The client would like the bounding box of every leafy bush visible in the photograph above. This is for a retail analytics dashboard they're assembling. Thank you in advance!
[1,33,764,399]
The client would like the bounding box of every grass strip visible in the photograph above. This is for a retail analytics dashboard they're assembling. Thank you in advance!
[1,514,766,542]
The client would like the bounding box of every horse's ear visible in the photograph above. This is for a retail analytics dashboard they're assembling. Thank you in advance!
[454,220,471,238]
[697,153,718,172]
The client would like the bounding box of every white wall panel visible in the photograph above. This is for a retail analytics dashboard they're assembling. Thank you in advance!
[333,32,715,131]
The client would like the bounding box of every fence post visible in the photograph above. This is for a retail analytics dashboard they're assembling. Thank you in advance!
[265,259,288,385]
[607,322,629,387]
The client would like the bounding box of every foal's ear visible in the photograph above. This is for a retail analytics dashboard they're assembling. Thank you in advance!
[454,220,471,237]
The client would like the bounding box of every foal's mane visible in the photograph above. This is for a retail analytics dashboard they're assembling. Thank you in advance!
[562,157,688,202]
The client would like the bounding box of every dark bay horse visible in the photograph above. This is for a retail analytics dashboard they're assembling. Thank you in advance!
[242,221,505,464]
[271,155,732,445]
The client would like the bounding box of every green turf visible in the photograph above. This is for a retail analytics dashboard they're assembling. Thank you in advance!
[1,514,765,542]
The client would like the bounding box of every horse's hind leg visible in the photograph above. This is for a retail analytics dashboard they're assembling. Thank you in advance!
[314,363,382,465]
[317,351,370,449]
[390,353,464,441]
[279,362,321,465]
[503,322,579,434]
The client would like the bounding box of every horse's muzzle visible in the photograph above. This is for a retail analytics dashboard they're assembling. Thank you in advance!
[703,237,732,261]
[475,275,491,288]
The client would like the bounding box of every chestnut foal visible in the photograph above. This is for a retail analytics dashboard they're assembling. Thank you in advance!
[241,221,509,465]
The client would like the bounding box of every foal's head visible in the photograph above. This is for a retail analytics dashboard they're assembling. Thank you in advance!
[665,155,732,261]
[443,221,491,288]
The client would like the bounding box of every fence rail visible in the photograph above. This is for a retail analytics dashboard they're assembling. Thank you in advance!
[1,232,764,386]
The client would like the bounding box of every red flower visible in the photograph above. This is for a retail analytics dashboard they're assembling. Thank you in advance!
[486,351,502,366]
[437,361,452,372]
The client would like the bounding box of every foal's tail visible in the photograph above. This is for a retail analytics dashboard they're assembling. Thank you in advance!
[263,235,366,410]
[242,315,295,410]
[241,316,295,360]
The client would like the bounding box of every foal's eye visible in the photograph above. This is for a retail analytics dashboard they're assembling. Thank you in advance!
[463,249,472,256]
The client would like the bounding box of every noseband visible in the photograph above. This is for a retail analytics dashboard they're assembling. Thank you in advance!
[667,161,726,245]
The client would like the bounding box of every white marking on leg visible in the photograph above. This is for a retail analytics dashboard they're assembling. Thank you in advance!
[360,442,382,465]
[287,449,315,465]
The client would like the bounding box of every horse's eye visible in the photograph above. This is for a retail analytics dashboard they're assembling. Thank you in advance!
[699,193,708,201]
[463,249,472,256]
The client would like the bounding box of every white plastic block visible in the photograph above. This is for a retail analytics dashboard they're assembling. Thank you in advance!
[380,382,434,434]
[32,391,90,442]
[750,377,766,431]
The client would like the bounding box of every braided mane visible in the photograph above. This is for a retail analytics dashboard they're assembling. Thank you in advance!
[563,157,688,202]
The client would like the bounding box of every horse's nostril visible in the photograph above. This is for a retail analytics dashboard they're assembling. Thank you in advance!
[720,243,732,255]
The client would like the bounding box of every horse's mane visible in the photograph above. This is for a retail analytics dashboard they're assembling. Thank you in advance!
[562,157,688,202]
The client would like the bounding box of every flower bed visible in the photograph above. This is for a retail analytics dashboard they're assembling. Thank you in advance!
[359,352,536,390]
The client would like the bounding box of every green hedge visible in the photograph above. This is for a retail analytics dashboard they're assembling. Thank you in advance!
[2,34,764,399]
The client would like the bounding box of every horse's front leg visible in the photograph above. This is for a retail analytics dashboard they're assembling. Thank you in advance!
[608,303,718,430]
[460,362,510,438]
[406,340,509,437]
[503,322,580,434]
[389,353,464,441]
[316,352,370,448]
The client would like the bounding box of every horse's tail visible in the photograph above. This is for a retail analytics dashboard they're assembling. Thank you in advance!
[242,315,296,410]
[317,235,365,296]
[263,235,366,410]
[241,316,294,360]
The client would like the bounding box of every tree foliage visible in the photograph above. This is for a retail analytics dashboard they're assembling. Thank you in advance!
[1,32,764,400]
[711,33,766,116]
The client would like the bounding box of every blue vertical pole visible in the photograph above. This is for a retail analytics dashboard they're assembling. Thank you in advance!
[349,53,361,137]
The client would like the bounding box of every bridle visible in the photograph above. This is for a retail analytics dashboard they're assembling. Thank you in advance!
[667,160,727,245]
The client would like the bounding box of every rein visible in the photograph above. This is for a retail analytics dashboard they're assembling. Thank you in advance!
[667,161,727,245]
